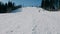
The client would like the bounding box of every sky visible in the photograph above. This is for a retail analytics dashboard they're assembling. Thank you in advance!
[0,0,42,7]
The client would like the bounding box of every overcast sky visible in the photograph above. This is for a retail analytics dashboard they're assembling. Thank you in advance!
[0,0,42,7]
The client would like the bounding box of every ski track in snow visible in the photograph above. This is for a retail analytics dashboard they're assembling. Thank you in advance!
[0,7,60,34]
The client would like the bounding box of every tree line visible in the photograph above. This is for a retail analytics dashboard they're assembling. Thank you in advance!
[0,1,22,13]
[41,0,60,11]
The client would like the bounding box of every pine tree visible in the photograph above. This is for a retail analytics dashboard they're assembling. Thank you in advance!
[59,0,60,10]
[49,0,55,9]
[41,0,50,9]
[41,0,44,8]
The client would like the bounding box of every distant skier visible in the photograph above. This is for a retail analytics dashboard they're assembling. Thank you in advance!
[39,10,40,12]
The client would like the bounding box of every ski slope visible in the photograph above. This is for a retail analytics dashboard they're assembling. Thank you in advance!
[0,7,60,34]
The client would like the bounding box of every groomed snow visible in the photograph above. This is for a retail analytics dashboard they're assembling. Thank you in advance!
[0,7,60,34]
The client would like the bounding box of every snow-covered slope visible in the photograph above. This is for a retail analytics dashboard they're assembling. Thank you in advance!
[0,7,33,34]
[0,7,60,34]
[32,8,60,34]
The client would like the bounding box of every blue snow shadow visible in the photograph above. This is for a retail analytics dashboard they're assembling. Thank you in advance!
[11,8,22,13]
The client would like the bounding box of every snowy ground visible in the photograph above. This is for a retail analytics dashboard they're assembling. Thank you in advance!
[0,7,60,34]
